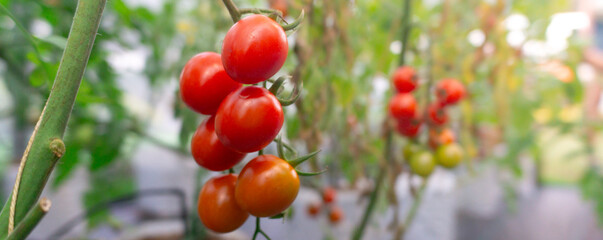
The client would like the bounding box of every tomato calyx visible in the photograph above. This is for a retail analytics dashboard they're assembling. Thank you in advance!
[275,135,327,176]
[222,0,305,33]
[267,75,302,106]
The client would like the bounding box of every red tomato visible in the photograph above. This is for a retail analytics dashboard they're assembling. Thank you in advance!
[235,155,300,217]
[389,93,417,120]
[215,86,284,153]
[428,128,455,148]
[198,174,249,233]
[191,116,246,171]
[222,15,288,84]
[180,52,242,115]
[269,0,288,17]
[329,205,344,224]
[392,66,417,93]
[435,78,465,105]
[428,103,448,125]
[396,117,422,138]
[322,187,336,203]
[307,201,321,217]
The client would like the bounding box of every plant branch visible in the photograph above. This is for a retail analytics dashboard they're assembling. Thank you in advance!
[0,0,107,237]
[394,180,427,240]
[252,217,271,240]
[5,198,50,240]
[222,0,241,23]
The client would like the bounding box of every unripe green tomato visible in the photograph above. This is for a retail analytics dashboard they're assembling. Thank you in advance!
[403,143,421,162]
[409,151,435,178]
[435,143,464,168]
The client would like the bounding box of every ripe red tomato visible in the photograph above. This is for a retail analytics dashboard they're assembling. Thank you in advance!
[409,151,435,178]
[215,86,284,153]
[389,93,417,120]
[396,117,422,138]
[435,78,465,105]
[198,174,249,233]
[191,116,246,171]
[180,52,242,115]
[235,155,300,217]
[307,201,321,217]
[222,15,288,84]
[392,66,417,93]
[428,103,448,125]
[428,128,455,148]
[329,205,344,224]
[322,187,336,203]
[269,0,288,17]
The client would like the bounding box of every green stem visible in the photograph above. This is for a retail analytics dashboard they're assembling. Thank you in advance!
[352,131,392,240]
[0,0,106,237]
[252,217,271,240]
[353,1,413,239]
[222,0,241,23]
[399,0,412,66]
[5,198,50,240]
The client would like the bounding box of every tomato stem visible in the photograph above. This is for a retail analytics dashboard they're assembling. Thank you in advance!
[222,0,241,23]
[252,217,271,240]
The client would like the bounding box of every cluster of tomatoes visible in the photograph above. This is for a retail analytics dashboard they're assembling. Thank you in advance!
[306,187,344,224]
[180,13,302,233]
[388,66,466,177]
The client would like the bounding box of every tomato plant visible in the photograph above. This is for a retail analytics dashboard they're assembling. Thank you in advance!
[235,154,300,217]
[191,116,246,171]
[197,174,249,233]
[215,86,284,153]
[180,52,242,115]
[427,103,448,125]
[222,15,288,84]
[322,187,336,203]
[307,201,321,217]
[329,205,344,224]
[396,118,422,138]
[435,78,465,106]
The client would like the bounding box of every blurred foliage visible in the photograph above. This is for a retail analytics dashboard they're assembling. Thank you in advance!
[0,0,603,235]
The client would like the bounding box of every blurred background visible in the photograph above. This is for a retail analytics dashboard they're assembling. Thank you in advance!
[1,0,603,239]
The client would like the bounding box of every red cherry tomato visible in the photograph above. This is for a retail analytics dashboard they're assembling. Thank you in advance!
[269,0,288,17]
[191,116,246,171]
[215,86,284,153]
[396,117,422,138]
[428,128,455,149]
[322,187,336,203]
[435,78,465,105]
[222,15,288,84]
[392,66,417,93]
[329,205,344,224]
[389,93,417,120]
[180,52,242,115]
[428,103,448,125]
[307,201,321,217]
[235,155,300,217]
[198,174,249,233]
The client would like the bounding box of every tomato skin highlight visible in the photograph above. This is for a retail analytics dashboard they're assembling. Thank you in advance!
[191,116,246,171]
[436,143,464,168]
[222,15,288,84]
[180,52,242,115]
[392,66,417,93]
[215,86,284,153]
[198,174,249,233]
[435,78,465,105]
[235,155,300,217]
[389,93,417,120]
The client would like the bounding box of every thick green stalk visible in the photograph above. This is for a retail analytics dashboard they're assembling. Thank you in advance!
[5,198,51,240]
[0,0,106,237]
